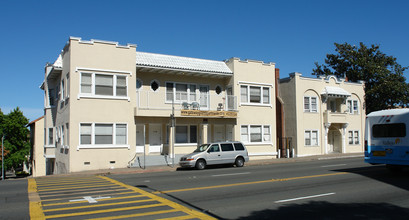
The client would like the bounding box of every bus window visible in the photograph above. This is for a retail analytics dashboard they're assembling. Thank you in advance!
[372,123,406,138]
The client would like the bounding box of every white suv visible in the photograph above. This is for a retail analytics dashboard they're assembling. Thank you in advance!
[179,142,249,170]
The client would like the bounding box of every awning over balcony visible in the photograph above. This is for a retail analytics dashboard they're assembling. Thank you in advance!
[135,51,233,76]
[321,86,351,98]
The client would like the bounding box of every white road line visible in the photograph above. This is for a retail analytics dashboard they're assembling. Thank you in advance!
[212,172,251,177]
[69,196,111,203]
[275,192,335,203]
[321,164,347,168]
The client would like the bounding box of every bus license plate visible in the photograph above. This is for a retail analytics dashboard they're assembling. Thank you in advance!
[372,151,386,156]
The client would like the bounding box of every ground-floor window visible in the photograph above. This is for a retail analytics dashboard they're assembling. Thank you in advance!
[80,123,127,146]
[305,130,318,146]
[170,125,198,144]
[348,130,360,145]
[241,125,271,143]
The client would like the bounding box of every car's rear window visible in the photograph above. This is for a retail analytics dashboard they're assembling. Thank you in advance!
[220,143,234,152]
[234,143,245,151]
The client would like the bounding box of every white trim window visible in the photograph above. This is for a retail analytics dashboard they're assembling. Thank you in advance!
[48,128,54,146]
[166,82,197,103]
[79,123,128,148]
[305,130,319,146]
[241,125,271,143]
[347,100,359,114]
[80,72,128,99]
[348,130,360,145]
[240,85,270,105]
[304,96,318,112]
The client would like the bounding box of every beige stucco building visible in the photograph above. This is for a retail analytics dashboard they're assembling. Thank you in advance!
[278,73,365,157]
[28,116,46,177]
[40,37,278,174]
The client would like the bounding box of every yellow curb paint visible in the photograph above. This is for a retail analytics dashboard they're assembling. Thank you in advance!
[28,179,45,220]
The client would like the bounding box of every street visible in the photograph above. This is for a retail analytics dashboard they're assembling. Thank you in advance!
[3,156,409,219]
[111,157,409,219]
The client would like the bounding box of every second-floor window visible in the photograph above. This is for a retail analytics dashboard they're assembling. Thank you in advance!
[304,96,317,112]
[166,82,197,103]
[80,72,127,98]
[347,100,359,114]
[240,85,270,105]
[48,128,53,145]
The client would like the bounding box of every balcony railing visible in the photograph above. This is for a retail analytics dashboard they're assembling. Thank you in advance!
[324,110,347,124]
[135,90,237,117]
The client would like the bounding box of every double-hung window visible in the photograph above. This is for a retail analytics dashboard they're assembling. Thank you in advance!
[347,100,359,114]
[348,130,360,145]
[240,85,270,105]
[166,82,197,103]
[241,125,271,143]
[48,128,54,146]
[305,130,318,146]
[80,123,128,147]
[304,96,318,112]
[80,72,128,98]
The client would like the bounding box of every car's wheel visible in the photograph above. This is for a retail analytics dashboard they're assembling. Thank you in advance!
[195,159,206,170]
[235,157,244,167]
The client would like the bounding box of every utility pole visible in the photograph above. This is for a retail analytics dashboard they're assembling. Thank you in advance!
[170,96,176,167]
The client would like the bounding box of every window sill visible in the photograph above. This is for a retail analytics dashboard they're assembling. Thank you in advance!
[240,103,272,107]
[44,145,56,148]
[242,142,273,146]
[77,144,130,150]
[78,94,130,102]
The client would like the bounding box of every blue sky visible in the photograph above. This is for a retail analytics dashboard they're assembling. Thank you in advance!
[1,0,408,121]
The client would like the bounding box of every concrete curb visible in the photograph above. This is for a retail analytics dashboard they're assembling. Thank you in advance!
[28,153,364,178]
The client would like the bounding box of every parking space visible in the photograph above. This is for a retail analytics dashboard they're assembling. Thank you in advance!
[28,175,214,219]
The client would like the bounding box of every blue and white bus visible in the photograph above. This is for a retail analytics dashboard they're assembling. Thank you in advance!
[365,109,409,170]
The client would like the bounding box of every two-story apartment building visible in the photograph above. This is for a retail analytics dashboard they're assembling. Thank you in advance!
[41,37,277,174]
[279,73,365,157]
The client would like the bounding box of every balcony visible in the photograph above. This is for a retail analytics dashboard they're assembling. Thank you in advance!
[324,110,347,124]
[134,91,237,118]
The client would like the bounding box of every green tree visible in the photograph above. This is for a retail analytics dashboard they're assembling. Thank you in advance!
[0,107,30,171]
[313,42,409,113]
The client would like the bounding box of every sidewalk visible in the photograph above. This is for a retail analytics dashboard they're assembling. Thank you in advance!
[37,152,363,178]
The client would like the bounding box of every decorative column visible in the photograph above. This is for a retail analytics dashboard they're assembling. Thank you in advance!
[324,123,331,154]
[201,119,209,145]
[342,123,349,153]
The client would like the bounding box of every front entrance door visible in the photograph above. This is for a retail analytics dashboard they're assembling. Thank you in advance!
[149,124,162,153]
[328,129,341,153]
[214,125,225,142]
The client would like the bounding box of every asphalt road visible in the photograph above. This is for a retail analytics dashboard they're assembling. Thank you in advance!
[0,178,29,220]
[110,157,409,219]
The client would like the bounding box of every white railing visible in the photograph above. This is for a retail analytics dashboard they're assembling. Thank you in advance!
[136,90,237,111]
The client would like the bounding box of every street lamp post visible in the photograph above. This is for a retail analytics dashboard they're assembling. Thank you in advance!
[1,135,4,181]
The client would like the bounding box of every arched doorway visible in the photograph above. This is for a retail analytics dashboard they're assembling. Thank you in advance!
[328,127,342,153]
